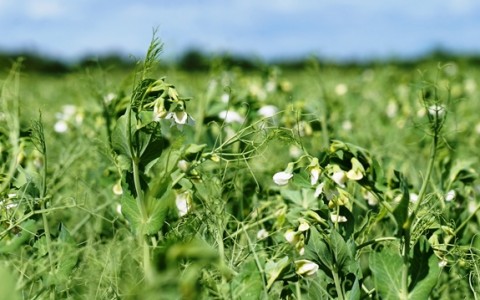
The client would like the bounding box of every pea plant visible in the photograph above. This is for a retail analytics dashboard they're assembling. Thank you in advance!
[1,35,479,299]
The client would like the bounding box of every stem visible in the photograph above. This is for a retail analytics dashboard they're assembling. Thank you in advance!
[401,120,439,299]
[357,237,397,250]
[41,201,54,274]
[332,266,345,300]
[127,104,153,282]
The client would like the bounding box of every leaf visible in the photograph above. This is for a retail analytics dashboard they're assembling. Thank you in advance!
[121,193,143,234]
[55,224,78,282]
[112,113,134,158]
[408,237,440,299]
[231,259,266,300]
[0,265,20,300]
[0,219,37,254]
[144,188,172,235]
[369,245,406,300]
[137,121,169,167]
[305,227,333,273]
[265,256,291,289]
[347,278,361,300]
[330,229,351,273]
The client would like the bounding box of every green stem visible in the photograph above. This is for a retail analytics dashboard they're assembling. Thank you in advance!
[127,104,153,282]
[41,201,54,274]
[357,237,397,250]
[401,126,439,299]
[332,267,345,300]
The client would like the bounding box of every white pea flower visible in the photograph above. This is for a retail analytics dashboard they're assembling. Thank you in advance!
[257,229,269,240]
[54,120,68,133]
[218,110,245,124]
[330,214,348,223]
[295,260,319,276]
[427,104,446,119]
[314,182,325,198]
[273,171,293,186]
[258,105,278,118]
[335,83,348,96]
[331,170,347,188]
[409,193,419,203]
[438,260,448,268]
[115,203,123,216]
[445,190,456,202]
[307,158,322,186]
[284,229,298,244]
[221,93,230,103]
[363,190,378,206]
[175,191,192,217]
[112,180,123,195]
[346,157,365,181]
[166,111,195,130]
[297,220,310,232]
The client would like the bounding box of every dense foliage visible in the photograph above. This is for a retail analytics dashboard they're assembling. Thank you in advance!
[1,38,480,299]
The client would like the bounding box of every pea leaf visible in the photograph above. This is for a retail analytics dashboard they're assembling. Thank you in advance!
[369,245,406,300]
[409,237,440,299]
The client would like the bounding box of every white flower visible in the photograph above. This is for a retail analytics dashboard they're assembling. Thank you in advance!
[115,203,123,216]
[104,92,116,104]
[427,104,446,119]
[175,191,192,217]
[166,111,195,129]
[445,190,456,202]
[409,193,419,203]
[112,180,123,195]
[330,214,348,223]
[54,120,68,133]
[273,171,293,186]
[335,83,348,96]
[331,170,347,188]
[295,260,319,276]
[258,105,278,118]
[341,120,353,131]
[314,182,325,198]
[310,168,321,185]
[346,157,365,181]
[218,110,245,124]
[363,190,378,206]
[177,160,189,172]
[298,220,310,232]
[257,229,269,240]
[438,260,448,268]
[386,100,398,118]
[221,93,230,103]
[284,229,297,244]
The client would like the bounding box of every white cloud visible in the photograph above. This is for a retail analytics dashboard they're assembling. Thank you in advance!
[26,0,66,19]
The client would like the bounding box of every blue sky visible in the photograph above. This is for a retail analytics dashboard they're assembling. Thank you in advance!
[1,0,480,61]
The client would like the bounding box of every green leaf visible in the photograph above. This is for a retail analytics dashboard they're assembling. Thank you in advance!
[347,278,361,300]
[369,245,406,300]
[112,113,134,158]
[330,229,352,274]
[144,188,172,235]
[305,227,333,272]
[265,256,291,289]
[0,219,37,254]
[121,193,143,234]
[231,259,266,300]
[136,121,168,167]
[55,224,78,282]
[0,265,20,300]
[408,237,440,299]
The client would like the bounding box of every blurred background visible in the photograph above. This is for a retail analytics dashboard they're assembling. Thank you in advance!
[1,0,480,69]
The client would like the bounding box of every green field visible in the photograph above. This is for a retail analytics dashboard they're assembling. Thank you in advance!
[1,40,480,299]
